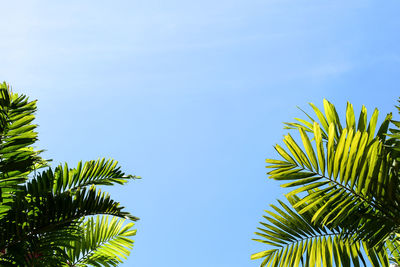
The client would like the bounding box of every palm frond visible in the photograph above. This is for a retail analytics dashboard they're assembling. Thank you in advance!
[64,216,136,267]
[25,158,139,196]
[0,84,139,266]
[0,82,45,219]
[252,197,389,267]
[0,185,137,253]
[269,100,397,245]
[386,98,400,162]
[387,233,400,265]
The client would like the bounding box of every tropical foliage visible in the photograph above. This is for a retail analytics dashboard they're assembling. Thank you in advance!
[252,98,400,266]
[0,83,139,266]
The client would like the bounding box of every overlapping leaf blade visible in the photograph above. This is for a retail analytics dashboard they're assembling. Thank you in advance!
[255,99,400,266]
[63,216,136,267]
[0,83,139,266]
[252,198,389,267]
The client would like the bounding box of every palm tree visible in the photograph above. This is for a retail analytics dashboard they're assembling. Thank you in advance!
[0,83,139,266]
[252,98,400,266]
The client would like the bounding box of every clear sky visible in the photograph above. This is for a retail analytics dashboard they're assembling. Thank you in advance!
[1,1,400,266]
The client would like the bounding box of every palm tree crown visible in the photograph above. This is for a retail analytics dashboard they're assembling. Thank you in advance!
[0,83,139,266]
[252,98,400,267]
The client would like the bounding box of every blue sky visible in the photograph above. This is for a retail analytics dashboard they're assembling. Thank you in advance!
[1,1,400,266]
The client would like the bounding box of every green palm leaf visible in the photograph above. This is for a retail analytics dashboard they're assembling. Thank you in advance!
[0,83,139,266]
[25,158,140,195]
[0,83,45,219]
[63,216,136,267]
[0,185,138,244]
[255,99,400,266]
[252,197,389,267]
[270,100,397,245]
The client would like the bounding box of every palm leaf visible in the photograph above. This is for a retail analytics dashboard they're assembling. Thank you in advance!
[25,158,139,196]
[255,99,400,266]
[0,185,138,260]
[63,216,136,267]
[0,83,45,219]
[252,197,389,267]
[268,100,397,245]
[0,84,139,265]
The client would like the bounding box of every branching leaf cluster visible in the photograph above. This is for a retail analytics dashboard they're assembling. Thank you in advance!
[253,98,400,266]
[0,83,139,266]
